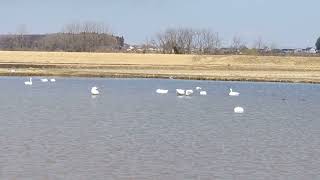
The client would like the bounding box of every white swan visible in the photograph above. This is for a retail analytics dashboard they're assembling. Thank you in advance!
[176,89,185,96]
[234,107,244,113]
[24,77,32,85]
[229,88,240,96]
[185,90,194,96]
[91,87,100,95]
[196,87,202,90]
[156,89,168,94]
[50,78,56,82]
[200,91,207,95]
[40,78,48,82]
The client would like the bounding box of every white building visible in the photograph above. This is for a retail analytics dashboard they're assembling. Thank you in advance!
[303,47,317,54]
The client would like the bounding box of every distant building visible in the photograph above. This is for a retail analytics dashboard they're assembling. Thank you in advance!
[281,49,295,54]
[126,45,135,52]
[271,49,282,54]
[303,47,317,54]
[294,48,303,54]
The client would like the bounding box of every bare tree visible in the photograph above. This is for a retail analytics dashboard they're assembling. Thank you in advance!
[193,30,204,54]
[155,27,222,55]
[231,35,247,54]
[213,32,222,50]
[231,35,241,50]
[156,28,177,54]
[14,24,28,50]
[193,29,221,54]
[176,28,194,54]
[254,36,264,50]
[141,37,158,53]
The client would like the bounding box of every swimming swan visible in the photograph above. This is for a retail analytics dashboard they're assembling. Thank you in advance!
[24,78,32,85]
[50,78,56,82]
[229,88,240,96]
[176,89,185,96]
[196,87,202,90]
[200,91,207,95]
[156,89,168,94]
[185,90,194,96]
[91,87,100,95]
[234,107,244,113]
[40,78,48,82]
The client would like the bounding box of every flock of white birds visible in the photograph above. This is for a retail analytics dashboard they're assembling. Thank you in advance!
[24,77,100,96]
[24,77,56,85]
[156,87,244,113]
[24,77,244,113]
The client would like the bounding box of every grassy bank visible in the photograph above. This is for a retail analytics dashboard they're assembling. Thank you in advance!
[1,51,320,83]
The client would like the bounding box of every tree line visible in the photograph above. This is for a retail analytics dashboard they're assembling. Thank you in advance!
[152,28,222,54]
[0,23,319,55]
[147,27,269,55]
[147,27,319,55]
[0,22,124,52]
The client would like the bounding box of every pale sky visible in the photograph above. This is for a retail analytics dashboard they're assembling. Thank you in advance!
[0,0,319,48]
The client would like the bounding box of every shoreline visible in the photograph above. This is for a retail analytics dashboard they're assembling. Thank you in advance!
[1,69,320,84]
[0,51,320,84]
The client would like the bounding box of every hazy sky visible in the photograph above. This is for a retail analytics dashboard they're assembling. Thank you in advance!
[0,0,319,48]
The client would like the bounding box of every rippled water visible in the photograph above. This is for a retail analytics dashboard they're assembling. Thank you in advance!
[0,77,320,179]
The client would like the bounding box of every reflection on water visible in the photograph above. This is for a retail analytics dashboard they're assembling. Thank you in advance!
[0,77,320,180]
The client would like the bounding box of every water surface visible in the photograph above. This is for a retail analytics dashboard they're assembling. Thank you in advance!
[0,77,320,179]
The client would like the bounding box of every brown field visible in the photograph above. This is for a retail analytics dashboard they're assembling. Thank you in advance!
[1,51,320,83]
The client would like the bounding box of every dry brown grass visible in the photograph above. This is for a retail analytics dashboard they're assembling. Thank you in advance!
[0,51,320,83]
[0,50,320,66]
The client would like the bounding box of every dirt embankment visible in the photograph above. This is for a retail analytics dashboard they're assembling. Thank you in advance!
[0,51,320,83]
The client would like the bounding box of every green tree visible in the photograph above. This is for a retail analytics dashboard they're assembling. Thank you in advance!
[316,37,320,51]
